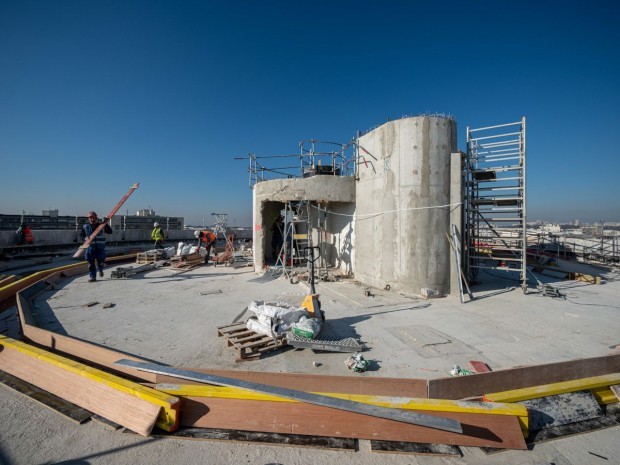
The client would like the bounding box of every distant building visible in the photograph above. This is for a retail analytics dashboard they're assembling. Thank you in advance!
[0,212,184,231]
[108,215,184,230]
[136,209,156,217]
[0,213,79,231]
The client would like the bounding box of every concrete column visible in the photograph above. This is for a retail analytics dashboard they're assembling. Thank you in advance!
[450,151,464,297]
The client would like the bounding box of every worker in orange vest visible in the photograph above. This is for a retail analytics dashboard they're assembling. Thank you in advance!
[16,223,34,245]
[195,230,217,264]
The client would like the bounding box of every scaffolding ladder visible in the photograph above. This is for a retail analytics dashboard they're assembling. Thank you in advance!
[276,202,311,276]
[464,118,528,292]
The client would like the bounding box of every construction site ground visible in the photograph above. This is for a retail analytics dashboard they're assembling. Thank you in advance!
[1,261,620,465]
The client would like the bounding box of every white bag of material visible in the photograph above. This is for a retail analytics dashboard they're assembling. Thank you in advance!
[189,246,199,254]
[247,301,309,335]
[164,246,176,258]
[181,244,193,255]
[176,242,186,256]
[291,316,323,339]
[246,316,274,337]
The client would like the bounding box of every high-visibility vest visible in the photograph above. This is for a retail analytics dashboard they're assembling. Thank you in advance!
[152,227,164,241]
[24,228,33,244]
[200,231,216,244]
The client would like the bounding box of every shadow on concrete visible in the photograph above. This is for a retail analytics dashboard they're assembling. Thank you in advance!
[41,437,161,465]
[319,305,430,342]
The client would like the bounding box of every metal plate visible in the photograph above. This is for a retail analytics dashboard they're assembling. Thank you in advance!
[115,359,462,434]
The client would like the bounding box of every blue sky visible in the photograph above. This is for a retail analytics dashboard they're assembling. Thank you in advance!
[1,1,618,226]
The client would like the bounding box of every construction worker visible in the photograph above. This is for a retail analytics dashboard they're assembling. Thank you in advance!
[195,229,217,264]
[270,215,284,264]
[16,223,33,245]
[151,222,164,249]
[80,211,113,282]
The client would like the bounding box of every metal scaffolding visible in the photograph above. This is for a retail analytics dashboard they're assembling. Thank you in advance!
[237,139,356,189]
[464,117,528,292]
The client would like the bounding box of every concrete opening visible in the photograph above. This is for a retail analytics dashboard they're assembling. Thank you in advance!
[261,200,285,265]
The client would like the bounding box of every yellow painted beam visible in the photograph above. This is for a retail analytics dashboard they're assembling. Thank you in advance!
[483,373,620,403]
[0,275,17,287]
[0,254,135,303]
[0,335,180,431]
[156,382,529,433]
[591,387,618,405]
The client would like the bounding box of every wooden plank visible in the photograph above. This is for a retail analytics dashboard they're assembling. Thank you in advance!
[0,339,162,436]
[591,387,618,405]
[0,275,17,287]
[0,369,93,424]
[179,397,527,449]
[155,383,527,417]
[21,324,159,382]
[483,373,620,403]
[0,264,86,303]
[155,383,528,435]
[469,360,492,373]
[0,335,180,433]
[428,354,620,399]
[156,368,429,397]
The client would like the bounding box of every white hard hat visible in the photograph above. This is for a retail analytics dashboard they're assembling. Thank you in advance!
[154,222,159,227]
[194,230,200,238]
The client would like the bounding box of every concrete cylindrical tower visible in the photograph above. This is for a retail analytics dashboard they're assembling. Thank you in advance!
[354,116,457,295]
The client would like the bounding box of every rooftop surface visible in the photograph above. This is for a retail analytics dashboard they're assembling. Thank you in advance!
[1,261,620,464]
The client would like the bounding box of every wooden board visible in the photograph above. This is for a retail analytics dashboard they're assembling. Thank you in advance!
[483,373,620,403]
[179,397,527,449]
[155,368,429,397]
[0,342,161,436]
[0,264,86,304]
[73,183,139,258]
[0,369,92,424]
[428,354,620,399]
[469,360,492,373]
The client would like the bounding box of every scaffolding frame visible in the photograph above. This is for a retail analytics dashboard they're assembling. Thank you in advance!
[237,139,356,189]
[464,117,528,292]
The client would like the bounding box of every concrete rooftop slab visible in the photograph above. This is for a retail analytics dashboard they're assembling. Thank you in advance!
[1,263,620,464]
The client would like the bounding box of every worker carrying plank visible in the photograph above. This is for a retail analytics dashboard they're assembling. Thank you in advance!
[80,211,113,282]
[195,230,217,264]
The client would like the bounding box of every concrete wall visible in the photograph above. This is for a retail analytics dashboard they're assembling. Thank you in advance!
[253,176,355,271]
[325,203,356,275]
[354,116,457,296]
[0,229,198,248]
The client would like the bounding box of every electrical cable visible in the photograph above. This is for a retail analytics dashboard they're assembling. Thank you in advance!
[309,202,463,219]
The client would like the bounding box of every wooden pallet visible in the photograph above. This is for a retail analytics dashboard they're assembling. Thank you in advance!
[136,252,164,265]
[217,322,287,362]
[170,252,203,269]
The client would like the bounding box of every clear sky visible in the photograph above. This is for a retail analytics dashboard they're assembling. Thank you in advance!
[1,1,618,226]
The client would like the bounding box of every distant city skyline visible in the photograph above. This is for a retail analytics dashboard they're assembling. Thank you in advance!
[1,1,618,226]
